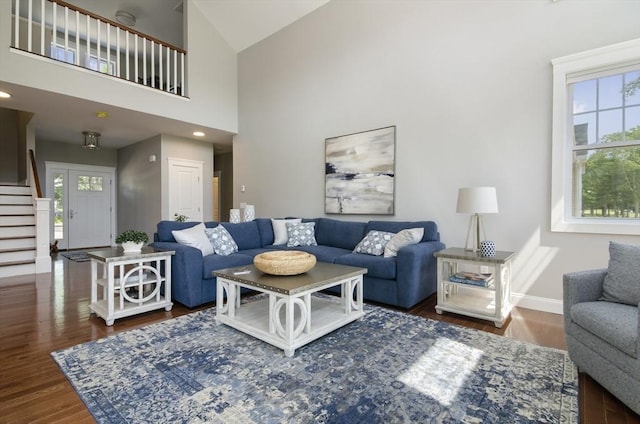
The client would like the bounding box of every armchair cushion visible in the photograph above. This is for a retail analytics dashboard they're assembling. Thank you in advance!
[602,241,640,306]
[571,301,638,358]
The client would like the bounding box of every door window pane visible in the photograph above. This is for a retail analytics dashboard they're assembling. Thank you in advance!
[54,173,64,241]
[77,175,103,191]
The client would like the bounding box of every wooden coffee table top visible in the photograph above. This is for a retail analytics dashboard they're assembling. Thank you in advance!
[214,261,367,295]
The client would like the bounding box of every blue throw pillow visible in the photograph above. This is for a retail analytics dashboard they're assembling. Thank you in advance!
[286,222,318,247]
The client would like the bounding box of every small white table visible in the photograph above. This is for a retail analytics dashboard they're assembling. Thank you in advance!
[435,247,515,328]
[214,262,367,357]
[88,247,174,326]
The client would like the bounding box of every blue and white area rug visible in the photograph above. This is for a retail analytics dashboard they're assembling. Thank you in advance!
[52,298,577,423]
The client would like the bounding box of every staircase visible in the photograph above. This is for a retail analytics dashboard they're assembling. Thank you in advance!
[0,185,37,278]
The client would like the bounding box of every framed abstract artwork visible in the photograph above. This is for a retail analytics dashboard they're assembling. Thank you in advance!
[325,126,396,215]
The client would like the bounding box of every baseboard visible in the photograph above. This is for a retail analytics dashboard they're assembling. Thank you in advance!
[511,292,563,315]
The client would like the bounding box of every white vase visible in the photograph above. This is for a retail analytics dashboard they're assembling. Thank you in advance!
[122,241,144,253]
[230,209,241,223]
[243,205,255,222]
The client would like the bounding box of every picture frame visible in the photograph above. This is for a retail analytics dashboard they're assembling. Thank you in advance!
[325,126,396,215]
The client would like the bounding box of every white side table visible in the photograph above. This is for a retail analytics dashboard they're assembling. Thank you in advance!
[434,247,515,328]
[87,247,175,326]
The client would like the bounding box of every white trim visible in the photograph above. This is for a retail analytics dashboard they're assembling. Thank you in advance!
[551,38,640,235]
[511,292,563,315]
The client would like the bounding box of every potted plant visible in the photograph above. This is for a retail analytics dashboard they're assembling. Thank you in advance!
[115,230,149,253]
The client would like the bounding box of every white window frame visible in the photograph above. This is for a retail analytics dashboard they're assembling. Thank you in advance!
[551,39,640,235]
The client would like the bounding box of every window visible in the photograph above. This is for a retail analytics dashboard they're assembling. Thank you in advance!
[50,43,75,65]
[77,176,103,191]
[551,39,640,234]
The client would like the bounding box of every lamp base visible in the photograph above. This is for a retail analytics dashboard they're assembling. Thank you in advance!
[464,214,487,252]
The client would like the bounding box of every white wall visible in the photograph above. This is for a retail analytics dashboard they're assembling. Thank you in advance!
[236,0,640,312]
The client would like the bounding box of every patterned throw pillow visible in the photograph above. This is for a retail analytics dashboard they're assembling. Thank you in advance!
[286,222,318,247]
[205,225,238,256]
[353,230,395,256]
[271,218,302,245]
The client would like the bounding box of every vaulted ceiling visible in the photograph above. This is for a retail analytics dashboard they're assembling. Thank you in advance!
[2,0,330,151]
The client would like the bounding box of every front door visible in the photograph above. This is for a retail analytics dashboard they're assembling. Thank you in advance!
[68,169,112,249]
[46,162,115,250]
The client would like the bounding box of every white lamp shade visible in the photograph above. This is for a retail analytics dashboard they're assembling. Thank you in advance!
[456,187,499,214]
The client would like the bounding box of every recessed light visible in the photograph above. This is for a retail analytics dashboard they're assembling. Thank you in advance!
[193,131,205,137]
[0,91,11,98]
[96,111,108,118]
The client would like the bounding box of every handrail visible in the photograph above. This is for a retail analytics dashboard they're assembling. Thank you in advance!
[11,0,187,96]
[29,149,42,198]
[52,0,186,54]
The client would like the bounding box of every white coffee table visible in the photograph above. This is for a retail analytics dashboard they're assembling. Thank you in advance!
[88,247,174,326]
[214,261,367,357]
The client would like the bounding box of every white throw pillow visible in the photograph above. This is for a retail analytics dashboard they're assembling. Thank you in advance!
[383,228,424,258]
[271,218,302,245]
[205,226,238,256]
[172,223,214,256]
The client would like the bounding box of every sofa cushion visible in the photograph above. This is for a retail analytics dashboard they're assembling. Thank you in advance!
[571,301,638,358]
[172,223,214,256]
[157,220,218,243]
[287,222,318,247]
[202,253,254,279]
[335,253,396,280]
[221,221,262,250]
[290,245,352,263]
[353,230,394,256]
[384,228,425,258]
[315,218,367,250]
[205,226,238,256]
[255,218,275,247]
[365,220,438,242]
[271,218,302,245]
[602,241,640,306]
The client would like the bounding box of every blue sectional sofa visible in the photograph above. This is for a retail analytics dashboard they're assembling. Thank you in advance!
[151,217,445,309]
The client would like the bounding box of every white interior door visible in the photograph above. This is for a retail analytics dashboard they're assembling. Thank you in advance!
[168,158,203,222]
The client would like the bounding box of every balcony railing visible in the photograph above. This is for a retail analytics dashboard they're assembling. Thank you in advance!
[10,0,187,97]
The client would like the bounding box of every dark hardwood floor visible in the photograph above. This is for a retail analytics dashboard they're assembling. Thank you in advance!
[0,254,638,423]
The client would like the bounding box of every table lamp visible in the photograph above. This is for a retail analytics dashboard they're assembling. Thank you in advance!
[456,187,499,252]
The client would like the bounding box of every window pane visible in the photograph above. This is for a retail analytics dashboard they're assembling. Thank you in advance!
[54,173,64,241]
[626,106,640,140]
[77,176,90,191]
[574,146,640,219]
[599,74,623,109]
[573,79,596,113]
[90,176,103,191]
[625,71,640,106]
[598,109,623,142]
[573,113,596,145]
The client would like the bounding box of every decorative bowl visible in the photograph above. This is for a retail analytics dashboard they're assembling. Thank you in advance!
[253,250,316,275]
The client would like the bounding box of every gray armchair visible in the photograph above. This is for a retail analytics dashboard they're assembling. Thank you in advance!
[563,268,640,415]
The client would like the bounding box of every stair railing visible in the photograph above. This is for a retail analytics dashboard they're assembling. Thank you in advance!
[11,0,187,96]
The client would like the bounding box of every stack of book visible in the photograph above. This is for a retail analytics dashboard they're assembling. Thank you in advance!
[448,271,494,287]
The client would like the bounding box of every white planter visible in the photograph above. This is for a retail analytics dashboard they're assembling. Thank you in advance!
[121,242,144,253]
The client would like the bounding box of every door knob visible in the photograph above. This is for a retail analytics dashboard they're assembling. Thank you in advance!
[69,209,75,219]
